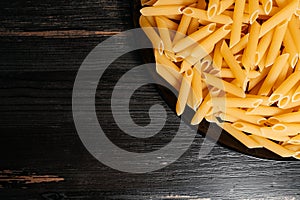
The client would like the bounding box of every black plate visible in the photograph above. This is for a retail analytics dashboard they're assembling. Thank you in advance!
[130,0,296,161]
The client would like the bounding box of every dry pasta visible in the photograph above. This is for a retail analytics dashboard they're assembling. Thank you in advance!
[140,0,300,159]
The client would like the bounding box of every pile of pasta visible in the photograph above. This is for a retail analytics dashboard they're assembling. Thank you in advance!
[139,0,300,159]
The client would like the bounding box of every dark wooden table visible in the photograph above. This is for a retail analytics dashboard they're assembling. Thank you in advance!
[0,1,299,199]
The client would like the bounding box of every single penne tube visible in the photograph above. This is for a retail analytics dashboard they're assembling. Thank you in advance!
[246,106,292,116]
[223,108,266,125]
[191,94,212,125]
[141,0,157,6]
[189,24,232,65]
[212,97,263,109]
[176,68,194,116]
[256,29,274,71]
[282,143,300,152]
[156,64,182,91]
[259,0,298,38]
[187,0,207,35]
[230,34,249,55]
[265,20,288,67]
[218,122,262,148]
[140,16,164,51]
[258,53,289,96]
[267,123,300,136]
[259,127,291,141]
[155,17,174,54]
[191,67,203,110]
[242,21,261,72]
[272,63,290,91]
[153,0,197,6]
[172,14,192,44]
[232,122,263,136]
[249,135,295,157]
[288,15,300,54]
[283,29,299,68]
[288,134,300,144]
[292,84,300,102]
[212,41,223,70]
[182,7,233,24]
[269,70,300,103]
[173,23,217,53]
[220,41,248,90]
[217,0,234,15]
[229,0,246,47]
[222,10,250,24]
[248,0,260,24]
[220,68,260,79]
[207,0,220,19]
[280,99,300,110]
[203,73,246,98]
[218,112,239,123]
[259,0,273,15]
[140,5,185,16]
[246,95,271,107]
[269,111,300,123]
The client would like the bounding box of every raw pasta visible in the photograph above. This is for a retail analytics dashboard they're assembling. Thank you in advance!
[140,0,300,159]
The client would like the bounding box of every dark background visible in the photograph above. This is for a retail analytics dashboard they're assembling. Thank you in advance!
[0,0,299,199]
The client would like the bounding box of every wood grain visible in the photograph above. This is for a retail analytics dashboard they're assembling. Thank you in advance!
[0,0,299,199]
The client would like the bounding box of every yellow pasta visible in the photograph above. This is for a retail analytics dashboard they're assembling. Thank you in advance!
[241,21,261,72]
[283,29,299,68]
[173,14,192,44]
[232,122,289,141]
[182,7,233,24]
[203,73,246,98]
[218,0,234,15]
[269,71,300,103]
[140,5,184,16]
[259,0,273,15]
[229,0,246,47]
[265,20,288,67]
[220,41,248,90]
[219,122,262,148]
[191,94,212,125]
[140,0,300,160]
[153,0,197,6]
[250,135,295,157]
[259,0,298,38]
[246,106,292,116]
[176,68,193,115]
[173,23,216,53]
[187,0,207,35]
[191,67,203,110]
[189,24,232,65]
[207,0,220,19]
[258,53,289,96]
[248,0,260,24]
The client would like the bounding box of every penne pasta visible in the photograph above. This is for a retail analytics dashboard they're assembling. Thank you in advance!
[221,41,248,90]
[140,0,300,159]
[229,0,246,47]
[173,23,216,53]
[176,68,194,115]
[140,5,185,16]
[258,54,289,96]
[265,20,288,67]
[242,21,261,72]
[259,0,298,38]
